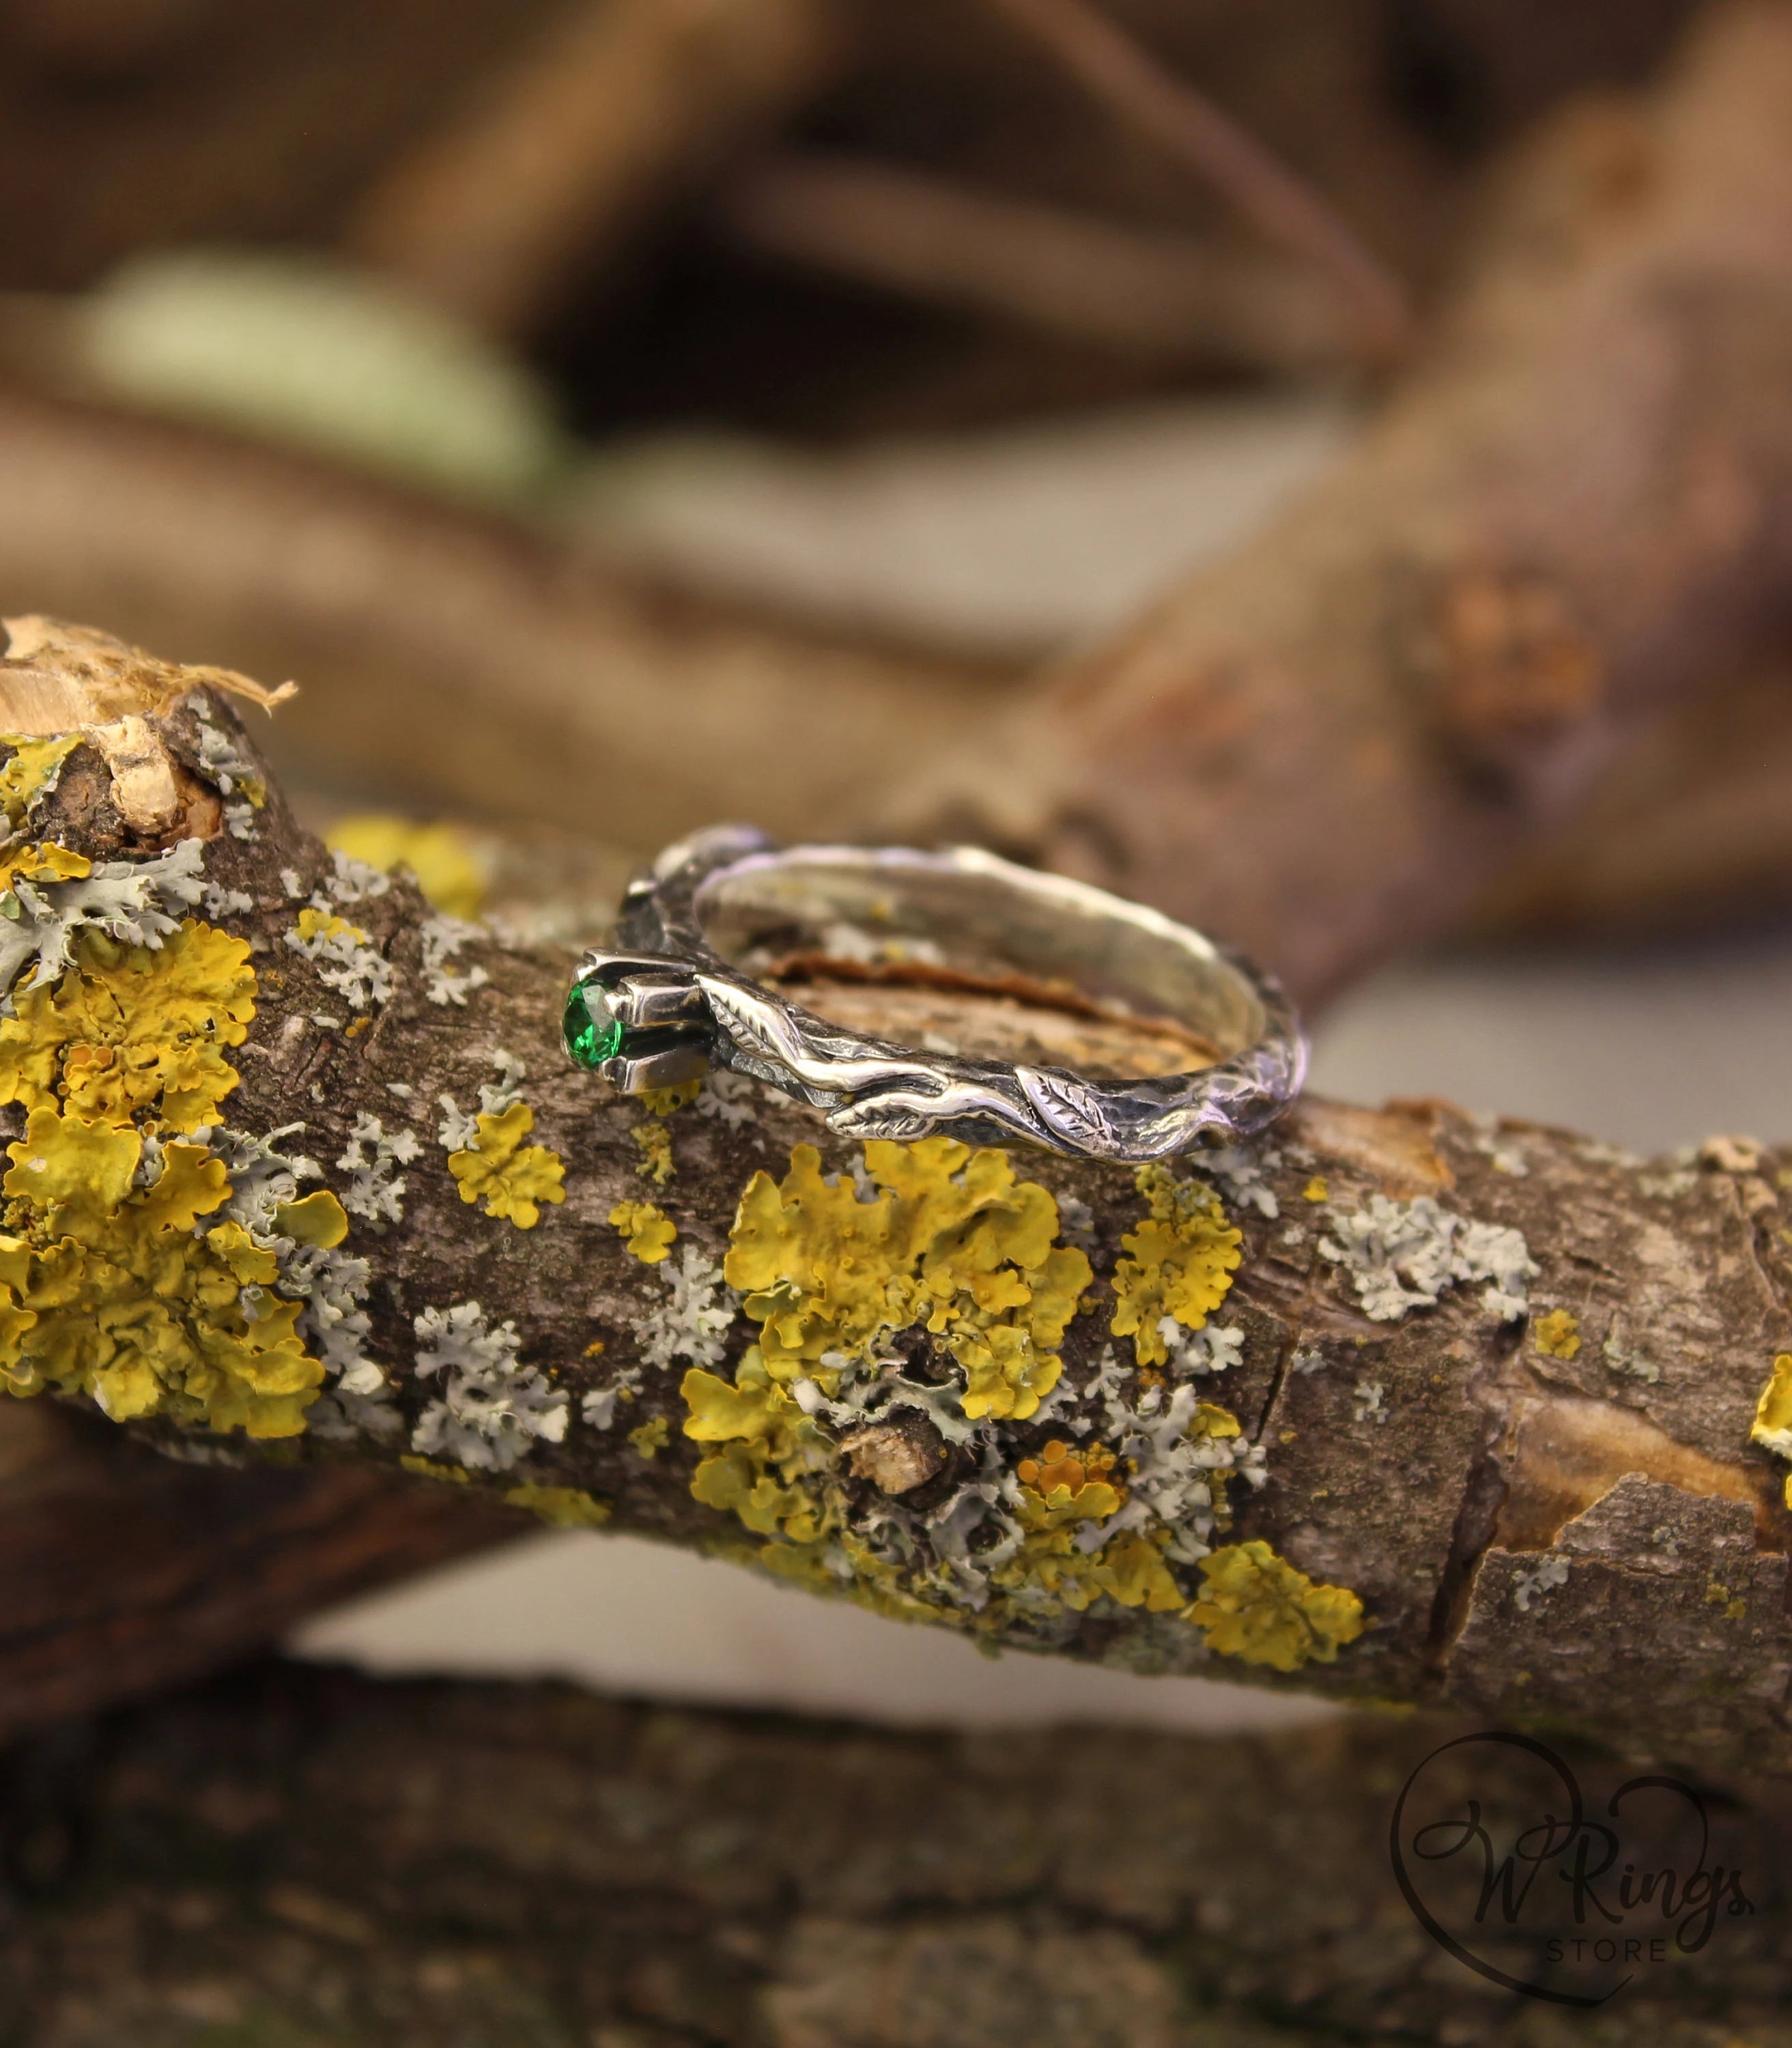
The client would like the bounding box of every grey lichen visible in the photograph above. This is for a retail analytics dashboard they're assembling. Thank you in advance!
[191,695,266,840]
[1318,1194,1536,1323]
[411,1301,569,1471]
[211,1124,397,1440]
[634,1245,736,1373]
[0,836,206,1005]
[335,1113,421,1226]
[419,912,488,1008]
[1511,1554,1571,1612]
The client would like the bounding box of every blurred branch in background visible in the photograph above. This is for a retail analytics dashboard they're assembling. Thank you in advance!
[0,1402,520,1741]
[1473,649,1792,938]
[0,0,1781,982]
[977,0,1417,362]
[5,1660,1789,2040]
[0,384,1010,846]
[717,150,1367,375]
[347,0,847,341]
[889,1,1792,1001]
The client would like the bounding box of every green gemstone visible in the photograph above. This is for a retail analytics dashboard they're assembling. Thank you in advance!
[563,982,624,1068]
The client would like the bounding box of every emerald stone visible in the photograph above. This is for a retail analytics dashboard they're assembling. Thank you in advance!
[563,981,624,1068]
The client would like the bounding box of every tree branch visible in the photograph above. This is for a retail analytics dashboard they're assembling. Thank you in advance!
[978,0,1417,361]
[346,0,844,339]
[0,382,1011,849]
[5,1656,1789,2039]
[887,0,1792,1001]
[5,4,1792,1008]
[1467,645,1792,937]
[0,1401,521,1741]
[1,621,1789,1775]
[718,148,1365,373]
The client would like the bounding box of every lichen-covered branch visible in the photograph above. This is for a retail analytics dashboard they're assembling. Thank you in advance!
[2,621,1789,1772]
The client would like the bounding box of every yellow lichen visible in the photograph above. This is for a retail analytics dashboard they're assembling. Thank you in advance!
[633,1116,675,1185]
[0,902,366,1445]
[1533,1308,1581,1360]
[724,1137,1091,1422]
[326,814,485,920]
[1109,1163,1242,1366]
[1303,1176,1328,1203]
[1186,1540,1365,1671]
[0,735,81,831]
[683,1348,833,1542]
[677,1146,1350,1651]
[503,1482,611,1527]
[640,1079,702,1115]
[399,1454,472,1484]
[274,1190,350,1247]
[629,1414,670,1459]
[1750,1353,1792,1460]
[0,840,90,894]
[1704,1578,1747,1621]
[447,1100,565,1229]
[293,905,365,950]
[993,1434,1176,1616]
[0,919,256,1131]
[0,1105,322,1436]
[610,1199,676,1263]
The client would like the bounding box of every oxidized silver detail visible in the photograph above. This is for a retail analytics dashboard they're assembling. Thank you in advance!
[567,827,1306,1162]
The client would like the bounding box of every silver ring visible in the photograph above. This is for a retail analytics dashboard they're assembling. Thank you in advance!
[562,826,1305,1162]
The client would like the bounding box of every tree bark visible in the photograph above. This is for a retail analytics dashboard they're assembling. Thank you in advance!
[1,622,1789,1778]
[2,1655,1788,2045]
[0,1400,522,1742]
[1466,645,1792,936]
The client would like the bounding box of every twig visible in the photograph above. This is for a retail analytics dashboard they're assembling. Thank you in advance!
[720,149,1359,371]
[978,0,1417,362]
[347,0,843,338]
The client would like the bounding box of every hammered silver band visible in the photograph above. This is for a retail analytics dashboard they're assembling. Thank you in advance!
[565,826,1306,1163]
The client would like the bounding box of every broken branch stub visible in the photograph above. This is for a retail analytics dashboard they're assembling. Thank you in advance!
[0,621,1789,1773]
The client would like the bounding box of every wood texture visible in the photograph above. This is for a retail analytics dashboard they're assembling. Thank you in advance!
[0,1402,522,1744]
[1,1657,1787,2044]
